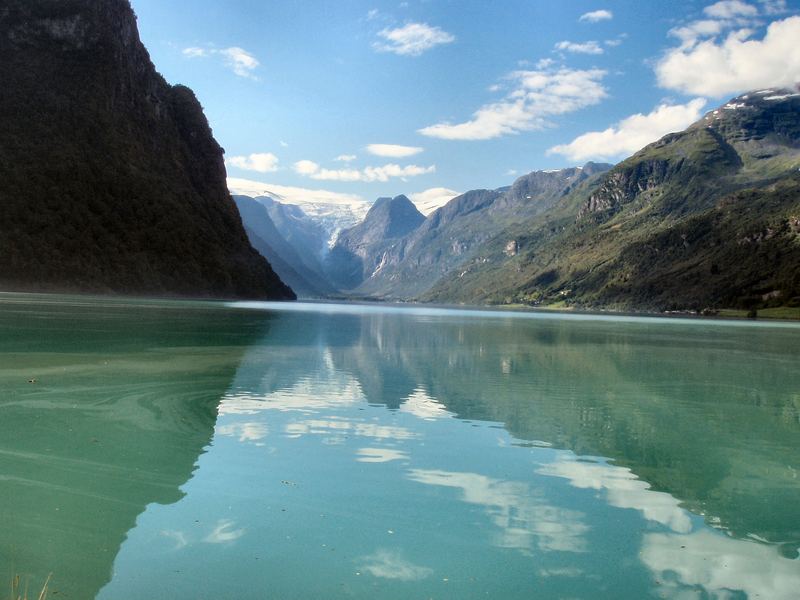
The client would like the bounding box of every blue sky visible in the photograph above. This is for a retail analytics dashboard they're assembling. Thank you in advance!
[130,0,800,206]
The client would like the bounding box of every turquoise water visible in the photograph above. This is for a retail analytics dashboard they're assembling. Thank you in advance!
[1,294,798,599]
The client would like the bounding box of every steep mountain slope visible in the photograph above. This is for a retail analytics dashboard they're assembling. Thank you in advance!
[0,0,293,299]
[326,195,425,290]
[426,90,800,312]
[355,164,611,299]
[233,196,332,297]
[253,195,332,282]
[227,178,369,251]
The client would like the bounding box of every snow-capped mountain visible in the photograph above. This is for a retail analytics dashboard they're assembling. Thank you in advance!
[227,178,370,249]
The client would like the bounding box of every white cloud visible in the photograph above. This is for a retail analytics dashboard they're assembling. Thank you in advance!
[219,47,260,79]
[657,16,800,96]
[667,1,769,47]
[226,152,279,173]
[293,160,435,182]
[279,140,289,148]
[555,40,605,54]
[335,154,357,162]
[419,67,608,141]
[366,143,424,158]
[704,0,759,19]
[669,19,727,45]
[579,9,613,22]
[182,45,260,79]
[409,188,460,215]
[294,160,325,177]
[374,23,455,56]
[227,177,366,208]
[182,47,207,58]
[759,0,789,15]
[548,98,708,161]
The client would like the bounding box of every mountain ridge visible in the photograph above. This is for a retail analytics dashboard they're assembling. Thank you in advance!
[425,88,800,312]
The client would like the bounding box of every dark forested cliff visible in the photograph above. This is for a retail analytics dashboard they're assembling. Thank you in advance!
[0,0,294,299]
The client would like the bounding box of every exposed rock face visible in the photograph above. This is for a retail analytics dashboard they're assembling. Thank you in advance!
[326,195,425,290]
[491,162,609,214]
[579,90,800,221]
[580,159,675,217]
[352,165,611,299]
[0,0,294,299]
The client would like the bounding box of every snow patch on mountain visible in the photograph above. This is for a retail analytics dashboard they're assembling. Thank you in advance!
[227,177,369,247]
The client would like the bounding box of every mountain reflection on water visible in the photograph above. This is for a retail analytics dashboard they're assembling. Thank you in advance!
[2,296,798,599]
[0,295,274,599]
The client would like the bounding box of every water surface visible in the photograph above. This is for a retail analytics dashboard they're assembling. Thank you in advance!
[1,295,798,599]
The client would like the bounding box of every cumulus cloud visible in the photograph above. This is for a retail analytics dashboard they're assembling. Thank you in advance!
[555,40,605,54]
[548,98,707,161]
[293,160,435,182]
[657,16,800,96]
[409,187,460,214]
[704,0,759,19]
[579,9,613,23]
[374,23,455,56]
[226,152,279,173]
[366,143,423,158]
[419,67,608,140]
[669,19,727,45]
[334,154,357,162]
[182,46,260,79]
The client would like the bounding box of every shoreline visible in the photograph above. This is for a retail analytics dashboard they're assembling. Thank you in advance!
[2,288,798,324]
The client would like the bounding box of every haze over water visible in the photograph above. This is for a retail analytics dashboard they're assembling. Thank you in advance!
[1,295,798,599]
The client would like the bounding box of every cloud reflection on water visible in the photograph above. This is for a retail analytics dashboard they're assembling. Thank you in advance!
[356,447,410,463]
[285,418,419,441]
[358,549,434,581]
[399,388,452,421]
[641,530,800,600]
[407,469,588,553]
[538,457,692,533]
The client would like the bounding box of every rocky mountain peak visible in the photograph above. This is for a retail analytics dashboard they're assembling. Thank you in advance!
[362,195,425,239]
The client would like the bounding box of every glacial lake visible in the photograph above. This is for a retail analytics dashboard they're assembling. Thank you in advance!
[1,294,799,599]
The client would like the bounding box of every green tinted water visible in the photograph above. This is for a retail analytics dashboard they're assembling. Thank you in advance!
[1,294,798,599]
